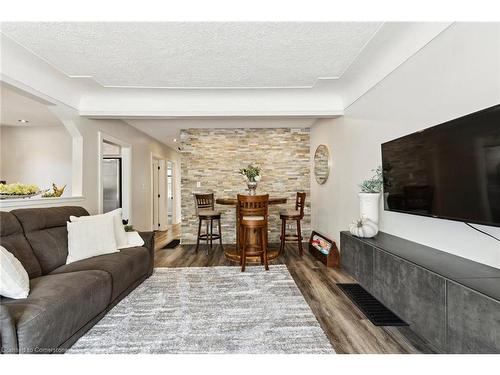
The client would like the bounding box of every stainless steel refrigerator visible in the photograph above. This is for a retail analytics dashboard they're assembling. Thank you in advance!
[102,158,122,213]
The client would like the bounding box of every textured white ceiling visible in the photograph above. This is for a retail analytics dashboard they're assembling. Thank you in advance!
[1,22,381,88]
[0,84,63,127]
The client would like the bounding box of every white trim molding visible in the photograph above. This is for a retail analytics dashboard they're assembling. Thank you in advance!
[0,196,85,211]
[2,23,452,121]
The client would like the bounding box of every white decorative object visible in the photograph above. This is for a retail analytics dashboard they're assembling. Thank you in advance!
[358,192,381,224]
[0,245,30,299]
[358,166,383,223]
[70,208,128,249]
[118,231,145,249]
[66,214,118,264]
[349,218,379,238]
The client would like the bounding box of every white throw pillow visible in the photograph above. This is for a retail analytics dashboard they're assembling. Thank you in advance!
[67,214,118,264]
[70,208,128,249]
[0,245,30,299]
[118,231,145,249]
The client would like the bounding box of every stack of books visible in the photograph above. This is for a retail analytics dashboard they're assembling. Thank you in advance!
[311,234,332,255]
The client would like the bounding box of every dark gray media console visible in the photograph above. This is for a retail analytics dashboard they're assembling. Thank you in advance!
[340,231,500,353]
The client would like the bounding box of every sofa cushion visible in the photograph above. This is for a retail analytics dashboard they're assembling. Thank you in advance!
[0,245,30,299]
[70,208,128,249]
[50,247,150,301]
[66,214,118,264]
[1,270,111,353]
[12,207,89,275]
[0,212,42,279]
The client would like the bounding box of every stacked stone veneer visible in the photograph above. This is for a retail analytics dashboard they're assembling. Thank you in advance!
[181,128,310,244]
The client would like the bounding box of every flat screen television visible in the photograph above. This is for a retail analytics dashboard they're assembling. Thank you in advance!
[381,104,500,227]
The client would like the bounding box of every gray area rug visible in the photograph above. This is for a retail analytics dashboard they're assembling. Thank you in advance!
[67,265,335,354]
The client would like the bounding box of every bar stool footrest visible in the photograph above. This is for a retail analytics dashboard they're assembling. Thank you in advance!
[198,234,221,240]
[281,234,303,241]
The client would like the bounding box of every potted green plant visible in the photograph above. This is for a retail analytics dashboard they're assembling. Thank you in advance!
[239,164,261,195]
[358,166,383,224]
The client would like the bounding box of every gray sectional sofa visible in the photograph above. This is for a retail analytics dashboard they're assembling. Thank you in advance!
[0,206,155,354]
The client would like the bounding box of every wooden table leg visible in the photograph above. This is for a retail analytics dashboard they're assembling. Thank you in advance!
[235,206,240,255]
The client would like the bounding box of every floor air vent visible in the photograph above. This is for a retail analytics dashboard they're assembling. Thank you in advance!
[336,283,408,327]
[163,239,181,249]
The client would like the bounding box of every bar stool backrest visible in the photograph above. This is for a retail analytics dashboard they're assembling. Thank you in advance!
[295,192,306,219]
[237,194,269,220]
[193,193,214,215]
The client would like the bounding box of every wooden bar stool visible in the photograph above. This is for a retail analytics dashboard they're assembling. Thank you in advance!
[193,193,223,253]
[279,192,306,256]
[237,194,269,272]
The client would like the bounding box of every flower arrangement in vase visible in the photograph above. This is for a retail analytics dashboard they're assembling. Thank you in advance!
[358,166,383,224]
[239,164,261,195]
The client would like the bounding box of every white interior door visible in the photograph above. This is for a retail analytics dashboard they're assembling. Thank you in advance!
[158,160,167,231]
[152,159,168,231]
[152,160,159,230]
[167,161,173,225]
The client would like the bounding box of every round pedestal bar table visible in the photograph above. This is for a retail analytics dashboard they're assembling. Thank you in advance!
[216,196,287,263]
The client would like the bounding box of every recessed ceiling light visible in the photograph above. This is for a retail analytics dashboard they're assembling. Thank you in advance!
[173,138,177,143]
[18,119,29,124]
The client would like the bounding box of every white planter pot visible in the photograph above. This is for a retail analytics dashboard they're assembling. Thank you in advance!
[358,193,381,224]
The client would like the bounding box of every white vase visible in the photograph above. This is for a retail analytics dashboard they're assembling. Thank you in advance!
[358,193,381,224]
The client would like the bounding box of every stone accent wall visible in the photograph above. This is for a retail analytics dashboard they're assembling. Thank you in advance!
[181,128,310,244]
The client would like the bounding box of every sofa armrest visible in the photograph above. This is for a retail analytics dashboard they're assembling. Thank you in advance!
[138,231,155,275]
[0,304,18,354]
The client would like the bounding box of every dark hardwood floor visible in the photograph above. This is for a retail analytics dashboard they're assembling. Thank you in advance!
[154,226,434,354]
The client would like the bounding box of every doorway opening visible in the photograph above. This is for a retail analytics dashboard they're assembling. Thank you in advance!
[102,141,122,213]
[98,133,132,222]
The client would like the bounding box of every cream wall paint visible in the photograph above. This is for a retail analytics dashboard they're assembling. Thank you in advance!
[0,125,73,196]
[75,117,180,231]
[311,23,500,269]
[0,112,181,230]
[45,106,180,231]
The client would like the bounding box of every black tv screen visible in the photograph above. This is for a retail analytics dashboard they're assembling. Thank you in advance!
[381,104,500,227]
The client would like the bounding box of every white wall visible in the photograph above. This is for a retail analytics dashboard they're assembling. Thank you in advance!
[77,117,179,231]
[0,125,73,196]
[46,106,180,231]
[311,23,500,269]
[0,111,181,230]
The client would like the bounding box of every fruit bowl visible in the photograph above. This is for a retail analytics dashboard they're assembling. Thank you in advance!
[0,192,47,200]
[0,183,48,200]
